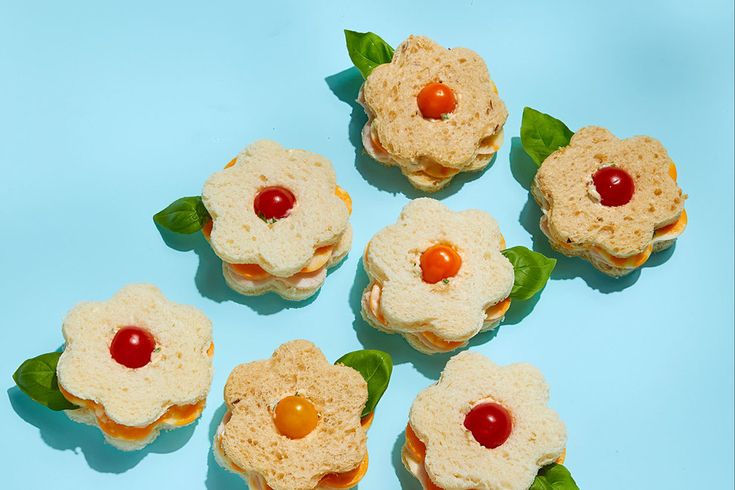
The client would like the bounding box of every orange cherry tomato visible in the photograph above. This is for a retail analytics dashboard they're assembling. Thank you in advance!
[420,244,462,284]
[273,395,318,439]
[417,83,457,120]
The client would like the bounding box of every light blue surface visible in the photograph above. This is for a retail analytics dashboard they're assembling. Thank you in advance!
[1,1,733,488]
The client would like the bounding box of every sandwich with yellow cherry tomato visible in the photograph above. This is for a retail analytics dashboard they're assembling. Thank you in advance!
[213,340,392,490]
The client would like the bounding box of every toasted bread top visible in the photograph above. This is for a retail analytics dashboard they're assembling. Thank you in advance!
[57,284,213,427]
[202,140,350,277]
[410,351,566,490]
[364,198,513,341]
[533,126,686,256]
[361,36,507,169]
[220,340,368,490]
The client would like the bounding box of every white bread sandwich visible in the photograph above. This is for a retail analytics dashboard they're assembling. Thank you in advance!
[154,140,353,300]
[344,31,507,192]
[361,198,555,354]
[521,107,687,277]
[403,351,578,490]
[214,340,392,490]
[12,284,214,451]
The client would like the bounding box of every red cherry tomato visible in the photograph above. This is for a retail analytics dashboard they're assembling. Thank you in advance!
[110,326,156,369]
[592,166,635,206]
[463,402,513,449]
[253,186,296,220]
[417,83,457,120]
[420,244,462,284]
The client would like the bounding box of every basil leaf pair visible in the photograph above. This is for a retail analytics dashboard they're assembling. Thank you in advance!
[502,246,556,300]
[335,349,392,417]
[344,30,394,79]
[13,352,77,411]
[530,463,580,490]
[153,196,211,234]
[520,107,575,166]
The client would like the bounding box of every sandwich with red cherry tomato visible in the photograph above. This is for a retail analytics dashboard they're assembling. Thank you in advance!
[404,350,579,490]
[343,30,507,192]
[213,340,392,490]
[521,107,687,277]
[12,284,213,450]
[154,140,352,301]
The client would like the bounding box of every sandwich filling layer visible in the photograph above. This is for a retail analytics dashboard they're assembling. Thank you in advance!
[215,411,372,489]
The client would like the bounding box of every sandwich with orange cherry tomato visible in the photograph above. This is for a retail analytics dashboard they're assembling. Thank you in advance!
[154,140,352,301]
[521,107,687,277]
[12,284,213,451]
[213,340,392,490]
[361,198,555,354]
[343,30,507,192]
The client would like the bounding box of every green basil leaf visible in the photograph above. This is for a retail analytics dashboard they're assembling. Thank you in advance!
[153,196,211,234]
[12,352,77,411]
[502,246,556,300]
[530,463,580,490]
[344,30,394,79]
[520,107,574,166]
[335,349,392,417]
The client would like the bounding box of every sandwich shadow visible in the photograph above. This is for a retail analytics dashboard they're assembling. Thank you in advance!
[205,403,243,489]
[325,68,496,200]
[509,137,675,293]
[391,429,422,490]
[156,226,321,315]
[7,385,197,474]
[347,261,500,381]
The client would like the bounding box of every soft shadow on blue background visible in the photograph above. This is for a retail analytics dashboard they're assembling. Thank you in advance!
[1,1,732,489]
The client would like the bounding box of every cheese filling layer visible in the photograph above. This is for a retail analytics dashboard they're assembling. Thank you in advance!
[215,411,371,489]
[365,282,510,353]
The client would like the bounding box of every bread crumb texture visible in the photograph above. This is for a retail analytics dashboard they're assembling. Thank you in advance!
[533,126,686,257]
[57,284,213,427]
[360,35,507,191]
[361,198,513,344]
[202,140,351,276]
[409,351,566,490]
[220,340,368,490]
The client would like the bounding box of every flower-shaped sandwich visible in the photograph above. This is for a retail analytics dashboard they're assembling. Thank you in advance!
[522,108,687,277]
[346,31,507,192]
[404,351,578,490]
[214,340,392,490]
[361,198,554,354]
[13,284,213,451]
[155,140,352,301]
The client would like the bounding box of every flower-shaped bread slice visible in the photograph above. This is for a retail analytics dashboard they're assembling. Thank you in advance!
[56,284,213,446]
[202,140,351,277]
[361,198,514,351]
[532,126,686,263]
[360,35,507,191]
[408,351,566,490]
[218,340,368,490]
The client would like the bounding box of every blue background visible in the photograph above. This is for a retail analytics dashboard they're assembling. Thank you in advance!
[1,1,733,488]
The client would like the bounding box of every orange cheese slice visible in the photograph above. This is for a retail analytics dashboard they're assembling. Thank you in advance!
[202,219,213,239]
[230,263,271,281]
[597,243,653,268]
[420,331,465,351]
[335,186,352,215]
[405,423,426,463]
[422,161,461,179]
[485,297,511,322]
[60,385,205,441]
[360,411,375,430]
[301,246,334,273]
[654,209,687,239]
[319,454,369,489]
[668,162,677,181]
[224,157,237,169]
